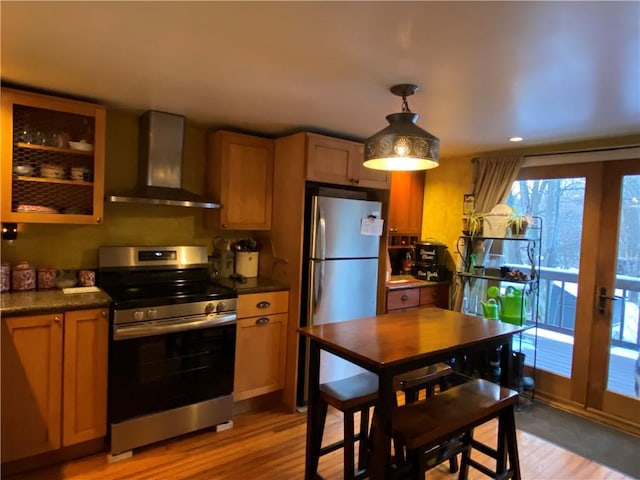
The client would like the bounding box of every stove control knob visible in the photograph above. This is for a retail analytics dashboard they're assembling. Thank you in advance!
[133,310,145,321]
[216,302,226,313]
[147,309,158,319]
[205,303,215,315]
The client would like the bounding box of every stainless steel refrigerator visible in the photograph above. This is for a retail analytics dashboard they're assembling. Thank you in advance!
[298,193,382,405]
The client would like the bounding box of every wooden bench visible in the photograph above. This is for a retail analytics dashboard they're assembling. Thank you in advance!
[310,363,454,480]
[392,378,520,479]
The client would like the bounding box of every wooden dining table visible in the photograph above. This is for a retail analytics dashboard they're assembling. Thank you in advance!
[298,306,529,480]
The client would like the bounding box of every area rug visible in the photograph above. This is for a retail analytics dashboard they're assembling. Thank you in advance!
[515,401,640,478]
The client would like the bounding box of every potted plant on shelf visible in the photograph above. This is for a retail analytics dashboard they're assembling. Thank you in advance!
[507,212,533,237]
[462,211,484,237]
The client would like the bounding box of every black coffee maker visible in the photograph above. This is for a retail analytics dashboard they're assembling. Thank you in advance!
[412,240,450,281]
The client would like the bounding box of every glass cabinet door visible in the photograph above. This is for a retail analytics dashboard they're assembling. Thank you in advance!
[1,88,105,224]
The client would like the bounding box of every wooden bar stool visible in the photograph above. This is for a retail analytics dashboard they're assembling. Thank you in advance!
[311,371,378,480]
[311,363,454,480]
[392,379,521,480]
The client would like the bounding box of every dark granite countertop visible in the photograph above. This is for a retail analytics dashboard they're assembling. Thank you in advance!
[213,276,289,295]
[385,275,450,291]
[1,288,112,317]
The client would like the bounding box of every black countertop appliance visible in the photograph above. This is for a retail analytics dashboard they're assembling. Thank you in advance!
[413,240,450,281]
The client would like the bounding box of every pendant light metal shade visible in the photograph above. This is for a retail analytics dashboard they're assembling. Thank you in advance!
[364,84,440,171]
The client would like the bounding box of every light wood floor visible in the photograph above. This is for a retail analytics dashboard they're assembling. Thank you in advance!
[3,407,633,480]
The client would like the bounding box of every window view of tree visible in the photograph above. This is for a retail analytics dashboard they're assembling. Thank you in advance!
[506,174,640,398]
[508,178,585,272]
[507,178,586,336]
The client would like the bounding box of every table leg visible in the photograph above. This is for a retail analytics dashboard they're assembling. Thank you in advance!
[369,370,394,479]
[305,341,321,480]
[500,339,513,388]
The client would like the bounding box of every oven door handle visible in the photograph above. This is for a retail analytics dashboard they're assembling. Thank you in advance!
[113,313,237,340]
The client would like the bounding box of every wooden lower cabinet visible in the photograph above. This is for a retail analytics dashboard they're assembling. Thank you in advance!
[62,309,109,446]
[234,291,289,401]
[386,283,450,313]
[386,288,420,311]
[1,308,108,463]
[419,283,450,309]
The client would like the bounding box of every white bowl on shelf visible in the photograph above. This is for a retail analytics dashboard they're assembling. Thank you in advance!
[68,141,93,152]
[13,165,34,176]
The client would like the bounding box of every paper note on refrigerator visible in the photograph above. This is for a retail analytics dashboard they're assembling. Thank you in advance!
[360,217,383,236]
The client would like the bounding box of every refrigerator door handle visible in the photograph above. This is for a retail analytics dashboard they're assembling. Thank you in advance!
[310,260,324,317]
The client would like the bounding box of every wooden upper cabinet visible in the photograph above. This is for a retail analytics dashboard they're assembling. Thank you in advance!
[205,131,274,230]
[306,133,390,189]
[388,171,425,235]
[0,88,106,224]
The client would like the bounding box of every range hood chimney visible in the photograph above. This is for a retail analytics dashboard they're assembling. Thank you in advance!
[107,111,219,208]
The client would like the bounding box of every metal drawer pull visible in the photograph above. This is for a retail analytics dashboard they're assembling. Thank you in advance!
[256,301,271,309]
[401,294,409,302]
[256,317,270,325]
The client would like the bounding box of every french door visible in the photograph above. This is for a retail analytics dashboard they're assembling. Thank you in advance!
[510,157,639,429]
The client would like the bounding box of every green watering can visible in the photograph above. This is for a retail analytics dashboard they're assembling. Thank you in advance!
[480,298,500,320]
[498,286,526,325]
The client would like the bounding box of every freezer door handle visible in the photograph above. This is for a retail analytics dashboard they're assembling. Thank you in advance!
[318,210,326,261]
[310,196,326,261]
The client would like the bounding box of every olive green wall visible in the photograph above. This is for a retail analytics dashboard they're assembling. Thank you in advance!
[420,133,640,271]
[3,106,637,274]
[1,109,221,269]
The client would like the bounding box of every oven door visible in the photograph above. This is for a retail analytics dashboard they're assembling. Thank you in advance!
[108,314,236,424]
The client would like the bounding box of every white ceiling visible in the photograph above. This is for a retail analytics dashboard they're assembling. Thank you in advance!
[2,1,639,158]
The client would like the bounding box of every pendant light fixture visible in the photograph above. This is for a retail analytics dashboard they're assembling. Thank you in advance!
[363,84,440,171]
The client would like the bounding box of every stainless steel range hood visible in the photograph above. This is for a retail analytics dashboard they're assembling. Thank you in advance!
[107,111,219,209]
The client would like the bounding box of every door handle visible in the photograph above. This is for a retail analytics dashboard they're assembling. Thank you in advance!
[598,287,621,314]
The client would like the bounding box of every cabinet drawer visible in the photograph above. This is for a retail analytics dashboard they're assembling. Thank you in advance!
[386,288,420,311]
[237,290,289,318]
[419,284,449,308]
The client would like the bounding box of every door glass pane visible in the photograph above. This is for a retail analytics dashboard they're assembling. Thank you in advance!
[607,174,640,398]
[507,177,586,377]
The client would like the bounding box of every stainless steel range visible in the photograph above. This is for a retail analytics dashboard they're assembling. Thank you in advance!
[97,245,237,456]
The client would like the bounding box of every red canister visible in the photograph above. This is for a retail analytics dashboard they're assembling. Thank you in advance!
[1,263,10,292]
[37,266,57,289]
[11,262,36,291]
[78,269,95,287]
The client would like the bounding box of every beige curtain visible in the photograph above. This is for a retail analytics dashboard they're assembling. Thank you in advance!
[452,155,523,311]
[472,156,524,213]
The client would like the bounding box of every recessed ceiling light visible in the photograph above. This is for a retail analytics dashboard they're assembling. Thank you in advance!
[509,136,524,142]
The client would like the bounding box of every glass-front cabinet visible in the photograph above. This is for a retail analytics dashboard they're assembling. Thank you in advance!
[1,88,105,224]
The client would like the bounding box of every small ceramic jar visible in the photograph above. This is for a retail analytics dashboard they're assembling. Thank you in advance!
[11,262,36,291]
[78,269,95,287]
[1,263,10,292]
[37,267,57,289]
